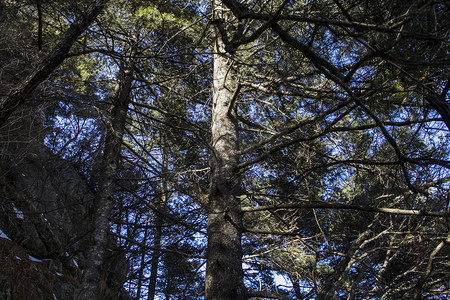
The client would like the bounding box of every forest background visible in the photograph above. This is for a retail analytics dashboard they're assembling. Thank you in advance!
[0,0,449,299]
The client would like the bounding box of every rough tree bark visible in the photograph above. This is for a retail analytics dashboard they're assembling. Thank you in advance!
[0,0,109,127]
[76,35,137,300]
[205,1,246,299]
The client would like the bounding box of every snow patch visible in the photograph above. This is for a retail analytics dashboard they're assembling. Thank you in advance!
[12,204,24,219]
[28,255,42,262]
[0,228,11,240]
[72,258,79,268]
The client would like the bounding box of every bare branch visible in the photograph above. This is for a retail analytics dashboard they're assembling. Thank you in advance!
[241,200,450,218]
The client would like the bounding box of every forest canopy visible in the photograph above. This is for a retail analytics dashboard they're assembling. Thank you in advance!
[0,0,449,299]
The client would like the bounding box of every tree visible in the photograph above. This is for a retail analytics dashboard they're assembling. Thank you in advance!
[76,21,139,298]
[0,0,109,127]
[205,0,247,299]
[208,0,449,298]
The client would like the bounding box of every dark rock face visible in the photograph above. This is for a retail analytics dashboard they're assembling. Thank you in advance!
[0,273,11,300]
[0,142,93,259]
[0,140,131,299]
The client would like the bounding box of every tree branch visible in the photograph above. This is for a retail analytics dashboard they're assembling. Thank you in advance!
[241,200,450,218]
[0,0,109,127]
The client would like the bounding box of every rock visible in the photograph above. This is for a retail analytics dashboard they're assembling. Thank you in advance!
[0,143,94,258]
[53,281,77,300]
[0,141,132,299]
[0,273,11,300]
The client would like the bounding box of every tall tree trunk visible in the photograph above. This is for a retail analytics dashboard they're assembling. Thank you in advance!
[148,137,169,300]
[0,0,109,127]
[148,221,162,300]
[136,228,149,299]
[76,36,137,300]
[205,2,246,299]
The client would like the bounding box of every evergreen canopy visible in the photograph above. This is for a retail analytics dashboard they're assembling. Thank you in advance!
[0,0,448,299]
